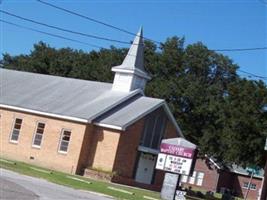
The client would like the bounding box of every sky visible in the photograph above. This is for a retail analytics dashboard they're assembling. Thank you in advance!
[0,0,266,82]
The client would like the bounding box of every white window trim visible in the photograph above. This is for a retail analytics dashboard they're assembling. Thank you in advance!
[196,171,205,186]
[9,118,23,143]
[242,182,257,190]
[188,171,197,184]
[31,121,46,149]
[58,128,72,154]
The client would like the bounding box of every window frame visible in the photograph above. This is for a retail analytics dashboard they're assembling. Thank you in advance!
[242,182,257,190]
[58,128,72,154]
[9,118,23,143]
[195,171,205,186]
[32,121,46,148]
[188,171,197,184]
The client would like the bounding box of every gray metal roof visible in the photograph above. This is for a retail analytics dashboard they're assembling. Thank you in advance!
[0,68,139,122]
[95,95,164,129]
[0,68,172,131]
[230,164,264,178]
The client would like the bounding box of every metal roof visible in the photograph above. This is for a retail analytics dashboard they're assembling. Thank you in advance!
[94,95,164,130]
[0,68,139,122]
[230,164,264,178]
[0,68,180,132]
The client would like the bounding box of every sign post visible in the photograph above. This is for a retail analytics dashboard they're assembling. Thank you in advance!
[156,138,197,200]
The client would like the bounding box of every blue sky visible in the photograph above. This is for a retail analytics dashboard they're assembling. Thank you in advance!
[0,0,266,81]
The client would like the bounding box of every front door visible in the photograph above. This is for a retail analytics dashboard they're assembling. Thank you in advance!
[135,153,156,184]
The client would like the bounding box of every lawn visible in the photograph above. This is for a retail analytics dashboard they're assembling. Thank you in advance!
[0,158,161,200]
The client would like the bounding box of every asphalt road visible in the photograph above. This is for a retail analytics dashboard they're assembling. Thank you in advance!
[0,168,113,200]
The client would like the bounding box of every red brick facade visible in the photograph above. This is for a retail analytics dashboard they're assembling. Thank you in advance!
[0,106,180,191]
[181,157,263,200]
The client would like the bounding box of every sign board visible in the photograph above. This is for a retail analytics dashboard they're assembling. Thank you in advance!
[155,153,167,170]
[156,141,196,175]
[160,143,195,159]
[164,155,193,175]
[175,190,187,200]
[160,173,179,200]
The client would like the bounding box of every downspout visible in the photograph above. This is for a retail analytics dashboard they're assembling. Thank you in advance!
[215,168,221,192]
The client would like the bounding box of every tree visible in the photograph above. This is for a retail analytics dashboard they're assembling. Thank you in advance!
[1,38,266,167]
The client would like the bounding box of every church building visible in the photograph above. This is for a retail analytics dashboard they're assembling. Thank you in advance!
[0,28,183,189]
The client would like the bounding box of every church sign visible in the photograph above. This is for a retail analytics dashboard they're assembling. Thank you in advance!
[156,138,197,176]
[160,143,195,159]
[157,138,197,200]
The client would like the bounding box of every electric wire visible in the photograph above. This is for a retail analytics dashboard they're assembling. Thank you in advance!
[36,0,161,45]
[36,0,267,53]
[211,47,267,52]
[1,11,266,80]
[0,9,133,45]
[0,19,103,49]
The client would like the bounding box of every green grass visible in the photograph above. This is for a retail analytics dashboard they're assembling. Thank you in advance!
[0,158,161,200]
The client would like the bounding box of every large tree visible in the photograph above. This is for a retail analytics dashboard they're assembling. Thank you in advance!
[1,39,266,167]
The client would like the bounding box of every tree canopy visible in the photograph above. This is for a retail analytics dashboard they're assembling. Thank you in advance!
[1,38,266,167]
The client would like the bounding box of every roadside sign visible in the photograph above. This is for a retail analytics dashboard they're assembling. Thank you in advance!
[160,143,195,159]
[164,155,193,175]
[155,153,167,170]
[175,190,187,200]
[161,173,179,200]
[158,138,197,200]
[156,140,196,175]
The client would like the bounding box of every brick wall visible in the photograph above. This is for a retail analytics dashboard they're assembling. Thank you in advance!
[76,124,93,174]
[0,108,87,174]
[231,174,262,200]
[112,119,145,178]
[111,119,181,191]
[87,126,121,172]
[181,158,220,192]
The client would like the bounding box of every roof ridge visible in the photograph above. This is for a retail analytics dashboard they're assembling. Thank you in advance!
[0,68,112,86]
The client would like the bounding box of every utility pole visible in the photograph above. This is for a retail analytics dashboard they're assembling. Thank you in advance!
[244,171,254,200]
[260,138,267,200]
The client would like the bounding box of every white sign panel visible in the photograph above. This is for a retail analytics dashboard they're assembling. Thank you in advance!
[175,190,187,200]
[164,155,192,175]
[156,153,167,170]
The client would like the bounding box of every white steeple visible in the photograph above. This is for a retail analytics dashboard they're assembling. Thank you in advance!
[111,27,151,92]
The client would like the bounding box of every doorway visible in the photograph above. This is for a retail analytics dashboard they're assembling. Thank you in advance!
[135,152,156,184]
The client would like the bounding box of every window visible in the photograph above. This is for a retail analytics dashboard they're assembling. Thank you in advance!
[181,171,205,186]
[188,171,196,184]
[32,122,45,147]
[58,129,71,153]
[10,118,23,142]
[140,108,167,149]
[243,182,257,190]
[196,172,205,186]
[181,175,188,183]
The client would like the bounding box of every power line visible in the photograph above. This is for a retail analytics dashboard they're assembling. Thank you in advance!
[0,19,103,49]
[36,0,267,53]
[0,9,133,45]
[2,9,267,53]
[237,69,267,79]
[211,47,267,52]
[0,11,265,80]
[36,0,161,45]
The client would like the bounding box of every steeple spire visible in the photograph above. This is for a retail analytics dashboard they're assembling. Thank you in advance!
[111,27,150,92]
